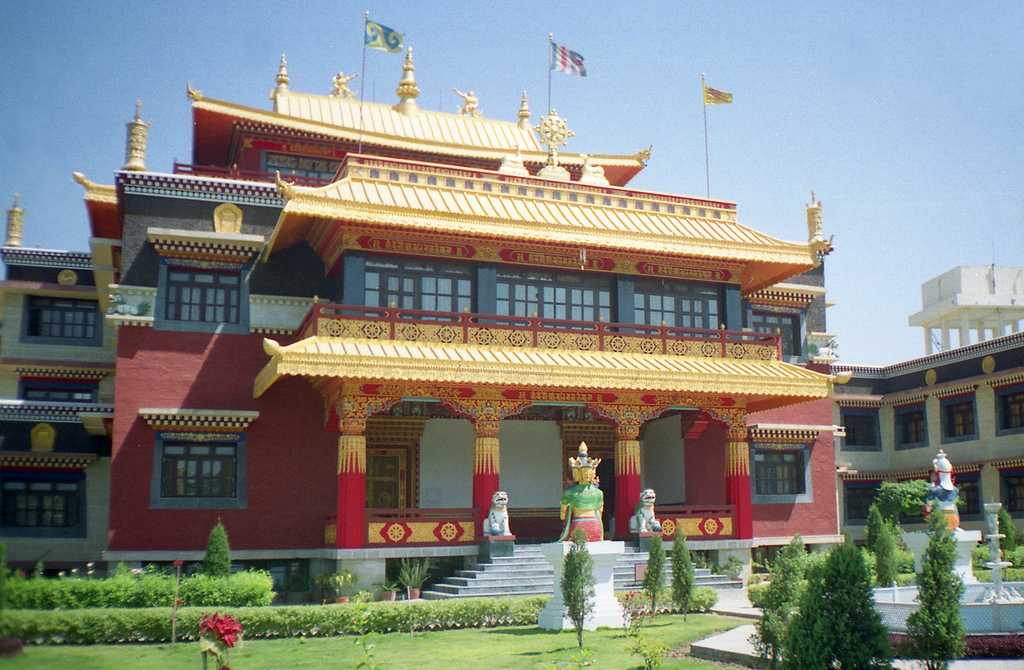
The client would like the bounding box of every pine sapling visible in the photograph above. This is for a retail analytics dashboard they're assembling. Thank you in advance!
[670,533,695,620]
[905,511,965,670]
[563,529,595,649]
[202,520,231,577]
[642,534,665,617]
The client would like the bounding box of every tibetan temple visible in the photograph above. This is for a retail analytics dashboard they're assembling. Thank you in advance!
[1,50,859,592]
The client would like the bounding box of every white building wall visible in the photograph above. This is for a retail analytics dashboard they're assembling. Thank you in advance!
[642,414,685,504]
[498,420,562,508]
[418,419,473,508]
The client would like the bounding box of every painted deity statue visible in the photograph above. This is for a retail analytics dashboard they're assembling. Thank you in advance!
[925,449,960,531]
[629,488,662,534]
[559,442,604,542]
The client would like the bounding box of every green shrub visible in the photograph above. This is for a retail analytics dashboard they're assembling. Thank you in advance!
[563,530,595,649]
[754,536,805,669]
[874,522,898,587]
[0,596,549,645]
[896,547,916,574]
[975,567,1024,582]
[1009,546,1024,568]
[7,570,272,609]
[875,479,929,523]
[905,509,965,669]
[616,585,715,614]
[972,545,990,570]
[0,542,7,611]
[629,634,668,669]
[642,535,665,615]
[202,521,231,577]
[998,507,1018,554]
[895,573,917,586]
[747,581,770,608]
[865,504,885,555]
[669,535,695,620]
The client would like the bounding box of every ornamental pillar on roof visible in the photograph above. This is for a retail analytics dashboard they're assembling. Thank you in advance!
[394,47,420,115]
[5,194,23,247]
[121,101,149,172]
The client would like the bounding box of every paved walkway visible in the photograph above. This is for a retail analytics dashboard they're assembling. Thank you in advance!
[691,623,1024,669]
[709,587,761,620]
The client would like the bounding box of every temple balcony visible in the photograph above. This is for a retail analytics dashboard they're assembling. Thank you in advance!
[297,303,782,362]
[172,162,331,187]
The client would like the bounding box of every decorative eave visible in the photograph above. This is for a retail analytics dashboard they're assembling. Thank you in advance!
[119,171,282,208]
[0,246,93,270]
[0,450,98,470]
[748,423,844,443]
[834,394,883,408]
[72,172,117,205]
[883,390,930,407]
[12,364,111,381]
[138,408,260,432]
[933,382,979,399]
[147,227,265,264]
[73,172,121,240]
[745,282,825,309]
[839,461,983,481]
[991,371,1024,389]
[0,400,113,424]
[834,331,1024,380]
[0,280,98,300]
[992,456,1024,471]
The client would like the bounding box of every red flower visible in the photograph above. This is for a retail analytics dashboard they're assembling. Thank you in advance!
[173,559,184,567]
[199,613,243,649]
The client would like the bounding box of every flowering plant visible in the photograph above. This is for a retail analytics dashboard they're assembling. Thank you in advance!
[198,612,243,669]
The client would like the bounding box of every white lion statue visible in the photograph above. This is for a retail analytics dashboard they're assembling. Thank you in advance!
[629,488,662,534]
[483,490,511,536]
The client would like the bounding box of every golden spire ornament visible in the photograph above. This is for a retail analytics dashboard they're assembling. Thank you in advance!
[270,53,289,101]
[517,90,531,129]
[121,100,149,172]
[5,194,24,247]
[394,47,420,115]
[535,109,574,180]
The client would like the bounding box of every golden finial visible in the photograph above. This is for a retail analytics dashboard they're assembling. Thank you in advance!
[121,100,149,172]
[271,53,289,101]
[394,47,420,115]
[517,90,531,129]
[186,81,203,102]
[330,71,358,98]
[5,194,24,247]
[274,170,297,200]
[636,144,653,165]
[535,109,574,180]
[568,440,600,484]
[806,191,833,259]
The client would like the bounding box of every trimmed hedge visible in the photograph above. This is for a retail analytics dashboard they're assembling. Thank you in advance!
[892,632,1024,659]
[0,588,718,645]
[7,570,274,609]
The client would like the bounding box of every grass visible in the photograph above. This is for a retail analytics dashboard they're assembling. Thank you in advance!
[5,613,745,670]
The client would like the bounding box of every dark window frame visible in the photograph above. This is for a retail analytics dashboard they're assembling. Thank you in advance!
[941,395,978,443]
[895,403,929,450]
[956,474,982,519]
[844,482,880,523]
[840,409,881,451]
[155,260,251,334]
[363,257,473,316]
[1001,469,1024,516]
[996,384,1024,436]
[150,433,247,509]
[750,443,812,503]
[22,296,102,346]
[496,268,612,324]
[749,310,801,358]
[18,379,99,403]
[632,279,722,330]
[0,472,86,538]
[261,151,340,182]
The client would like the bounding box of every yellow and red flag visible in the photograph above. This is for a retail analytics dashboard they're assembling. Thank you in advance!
[703,85,733,105]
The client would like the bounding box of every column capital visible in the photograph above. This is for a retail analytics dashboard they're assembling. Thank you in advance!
[338,433,367,474]
[614,421,642,441]
[473,418,501,438]
[340,416,367,436]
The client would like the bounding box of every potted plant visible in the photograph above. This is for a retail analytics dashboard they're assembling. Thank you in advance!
[379,579,400,602]
[398,558,432,600]
[315,570,355,604]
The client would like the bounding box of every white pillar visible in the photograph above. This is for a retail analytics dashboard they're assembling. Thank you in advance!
[924,328,934,355]
[940,327,951,351]
[959,317,970,347]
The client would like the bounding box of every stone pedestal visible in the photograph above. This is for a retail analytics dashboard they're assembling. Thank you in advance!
[903,528,981,584]
[636,531,659,553]
[538,540,625,631]
[479,535,516,561]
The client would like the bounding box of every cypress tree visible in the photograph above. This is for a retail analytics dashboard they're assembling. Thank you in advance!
[905,511,965,670]
[562,529,595,649]
[784,537,892,670]
[998,506,1018,554]
[0,543,7,611]
[865,503,885,555]
[670,533,695,621]
[874,521,898,587]
[642,535,666,616]
[202,520,231,577]
[754,535,805,669]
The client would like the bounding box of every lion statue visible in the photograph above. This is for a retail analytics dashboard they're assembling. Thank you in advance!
[483,490,511,536]
[629,488,662,534]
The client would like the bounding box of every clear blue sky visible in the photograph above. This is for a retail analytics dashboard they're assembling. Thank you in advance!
[2,1,1022,364]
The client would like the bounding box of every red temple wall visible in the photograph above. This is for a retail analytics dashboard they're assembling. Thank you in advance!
[748,398,838,539]
[109,328,336,551]
[684,421,727,505]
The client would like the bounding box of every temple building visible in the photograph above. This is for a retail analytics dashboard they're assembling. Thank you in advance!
[2,51,846,590]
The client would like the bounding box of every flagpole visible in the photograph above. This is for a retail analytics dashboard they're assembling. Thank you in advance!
[701,73,710,198]
[358,10,369,155]
[547,33,553,115]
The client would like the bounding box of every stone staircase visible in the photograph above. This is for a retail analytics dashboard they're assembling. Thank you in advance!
[421,544,743,600]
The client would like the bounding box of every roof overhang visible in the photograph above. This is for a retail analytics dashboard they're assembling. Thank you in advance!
[72,172,120,240]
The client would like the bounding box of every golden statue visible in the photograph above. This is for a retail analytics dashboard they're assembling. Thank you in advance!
[558,441,604,541]
[453,88,480,117]
[331,71,358,99]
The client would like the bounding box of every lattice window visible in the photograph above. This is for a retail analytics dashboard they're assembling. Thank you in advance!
[1,480,81,528]
[752,448,806,495]
[165,269,240,324]
[25,297,100,343]
[750,311,798,356]
[161,441,237,498]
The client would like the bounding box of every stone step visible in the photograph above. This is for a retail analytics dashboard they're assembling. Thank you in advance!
[455,568,553,579]
[447,576,555,588]
[431,581,553,595]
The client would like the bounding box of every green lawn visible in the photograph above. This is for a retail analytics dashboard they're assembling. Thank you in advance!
[6,613,745,670]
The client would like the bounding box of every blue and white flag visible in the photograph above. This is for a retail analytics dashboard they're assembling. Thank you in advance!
[365,19,403,53]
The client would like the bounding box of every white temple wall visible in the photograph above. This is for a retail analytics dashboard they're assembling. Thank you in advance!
[418,419,473,508]
[642,414,685,504]
[499,420,563,508]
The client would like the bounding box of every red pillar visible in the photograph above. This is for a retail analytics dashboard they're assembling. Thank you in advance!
[725,431,754,540]
[472,419,501,534]
[614,424,642,540]
[336,418,367,549]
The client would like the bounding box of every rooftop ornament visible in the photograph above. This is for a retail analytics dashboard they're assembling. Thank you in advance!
[535,109,574,181]
[394,47,420,115]
[5,194,23,247]
[453,88,480,117]
[271,53,289,101]
[498,147,530,177]
[330,71,358,99]
[578,154,610,186]
[121,101,149,173]
[806,191,834,259]
[517,90,531,129]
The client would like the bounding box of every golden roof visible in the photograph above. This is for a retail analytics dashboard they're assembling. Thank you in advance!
[253,335,834,408]
[267,156,819,290]
[192,96,646,170]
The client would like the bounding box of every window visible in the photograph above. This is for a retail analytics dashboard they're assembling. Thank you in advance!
[263,152,339,182]
[895,405,928,449]
[841,410,879,450]
[25,297,100,344]
[363,258,472,314]
[496,269,611,323]
[165,269,241,324]
[161,440,237,499]
[20,380,98,403]
[633,280,721,329]
[957,475,981,517]
[1003,470,1024,514]
[752,448,806,496]
[845,483,880,522]
[942,397,976,441]
[2,479,81,529]
[750,311,800,357]
[997,385,1024,433]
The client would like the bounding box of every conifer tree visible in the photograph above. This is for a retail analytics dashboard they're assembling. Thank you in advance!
[642,534,666,616]
[784,537,892,670]
[670,533,695,620]
[998,506,1018,554]
[202,520,231,577]
[874,521,898,587]
[754,535,805,669]
[562,529,595,649]
[865,503,886,555]
[905,511,965,670]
